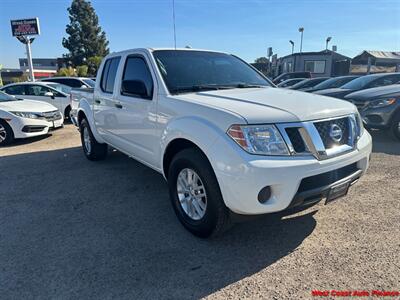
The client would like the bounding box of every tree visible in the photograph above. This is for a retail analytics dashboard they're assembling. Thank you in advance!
[62,0,109,66]
[87,56,103,76]
[254,57,269,64]
[56,67,76,77]
[76,65,88,77]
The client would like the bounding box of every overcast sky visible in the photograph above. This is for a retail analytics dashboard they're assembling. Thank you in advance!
[0,0,399,68]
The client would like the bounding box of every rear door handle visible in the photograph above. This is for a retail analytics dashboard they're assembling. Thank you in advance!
[94,99,101,104]
[115,103,123,109]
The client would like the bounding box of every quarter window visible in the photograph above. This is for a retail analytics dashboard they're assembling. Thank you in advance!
[100,57,121,93]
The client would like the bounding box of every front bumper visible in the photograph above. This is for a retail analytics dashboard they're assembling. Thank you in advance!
[209,131,372,215]
[361,105,399,129]
[8,114,64,139]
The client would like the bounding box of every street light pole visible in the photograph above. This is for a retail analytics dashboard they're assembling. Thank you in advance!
[298,27,304,53]
[289,40,294,55]
[325,36,332,51]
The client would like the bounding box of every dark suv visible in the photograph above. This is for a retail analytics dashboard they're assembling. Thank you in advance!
[345,84,400,140]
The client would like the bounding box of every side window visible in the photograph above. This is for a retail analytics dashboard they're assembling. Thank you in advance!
[369,75,399,88]
[100,57,121,93]
[26,85,52,96]
[121,56,153,99]
[4,85,26,95]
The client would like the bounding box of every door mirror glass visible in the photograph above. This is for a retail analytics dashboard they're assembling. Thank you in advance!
[121,80,149,99]
[44,91,54,98]
[81,85,87,89]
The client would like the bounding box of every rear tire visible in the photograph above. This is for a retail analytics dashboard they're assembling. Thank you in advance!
[0,120,14,146]
[168,148,231,238]
[64,105,71,121]
[79,118,108,161]
[391,113,400,141]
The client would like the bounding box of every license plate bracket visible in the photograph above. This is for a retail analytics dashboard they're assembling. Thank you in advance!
[325,180,350,204]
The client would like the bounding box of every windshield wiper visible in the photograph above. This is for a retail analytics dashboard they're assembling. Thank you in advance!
[170,84,234,94]
[233,83,266,88]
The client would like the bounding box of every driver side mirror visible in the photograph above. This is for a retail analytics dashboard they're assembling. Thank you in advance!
[44,91,55,99]
[121,80,151,99]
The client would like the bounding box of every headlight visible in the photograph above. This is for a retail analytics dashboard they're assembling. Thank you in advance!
[10,111,40,119]
[354,112,364,138]
[368,98,396,109]
[227,124,289,155]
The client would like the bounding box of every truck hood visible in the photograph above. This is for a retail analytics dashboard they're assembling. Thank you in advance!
[0,99,57,113]
[176,87,356,124]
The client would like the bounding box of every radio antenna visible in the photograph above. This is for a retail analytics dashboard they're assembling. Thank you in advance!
[172,0,177,49]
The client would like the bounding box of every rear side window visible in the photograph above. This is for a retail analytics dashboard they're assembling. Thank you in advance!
[121,56,153,99]
[101,57,121,93]
[3,85,26,95]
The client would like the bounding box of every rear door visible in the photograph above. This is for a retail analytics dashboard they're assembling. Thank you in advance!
[92,56,121,142]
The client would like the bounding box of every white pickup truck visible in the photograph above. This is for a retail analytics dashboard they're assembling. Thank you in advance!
[70,48,372,237]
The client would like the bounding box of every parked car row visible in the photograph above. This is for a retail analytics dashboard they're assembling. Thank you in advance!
[276,72,400,140]
[0,76,96,146]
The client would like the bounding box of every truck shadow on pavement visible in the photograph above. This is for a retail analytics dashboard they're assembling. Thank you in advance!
[0,147,317,299]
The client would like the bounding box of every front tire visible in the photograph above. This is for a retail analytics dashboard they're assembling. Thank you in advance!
[391,113,400,141]
[79,118,108,161]
[168,148,231,238]
[0,120,14,146]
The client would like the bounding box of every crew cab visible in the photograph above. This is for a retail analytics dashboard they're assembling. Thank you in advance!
[71,48,372,237]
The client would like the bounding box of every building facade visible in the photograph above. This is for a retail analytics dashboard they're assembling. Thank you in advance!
[277,50,351,78]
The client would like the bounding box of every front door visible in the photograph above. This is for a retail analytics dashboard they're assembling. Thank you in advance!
[112,53,158,166]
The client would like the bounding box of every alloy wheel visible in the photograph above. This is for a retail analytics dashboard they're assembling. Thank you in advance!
[176,168,207,220]
[83,126,92,154]
[0,124,7,143]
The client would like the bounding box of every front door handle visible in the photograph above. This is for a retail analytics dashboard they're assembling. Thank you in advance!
[115,103,123,109]
[94,99,101,104]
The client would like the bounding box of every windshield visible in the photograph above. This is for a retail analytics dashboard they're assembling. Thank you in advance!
[46,83,72,94]
[0,91,17,102]
[153,50,272,94]
[82,79,95,87]
[341,75,377,90]
[314,76,358,90]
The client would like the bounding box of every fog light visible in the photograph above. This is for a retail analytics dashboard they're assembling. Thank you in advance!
[258,186,272,203]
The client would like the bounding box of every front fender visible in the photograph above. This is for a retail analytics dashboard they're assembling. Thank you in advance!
[160,116,227,175]
[78,99,106,144]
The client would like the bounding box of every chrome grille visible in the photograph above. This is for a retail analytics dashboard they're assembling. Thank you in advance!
[277,114,359,160]
[314,117,349,148]
[285,127,306,153]
[40,110,62,121]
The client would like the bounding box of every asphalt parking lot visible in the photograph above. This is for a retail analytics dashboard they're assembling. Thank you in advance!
[0,124,399,299]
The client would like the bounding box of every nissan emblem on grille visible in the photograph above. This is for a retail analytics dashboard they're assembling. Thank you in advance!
[329,124,343,143]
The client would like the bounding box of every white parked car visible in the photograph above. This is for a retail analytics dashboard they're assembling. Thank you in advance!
[0,91,63,145]
[1,82,72,119]
[71,48,372,237]
[40,77,95,88]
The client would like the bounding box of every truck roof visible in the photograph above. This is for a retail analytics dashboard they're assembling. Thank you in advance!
[108,48,228,57]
